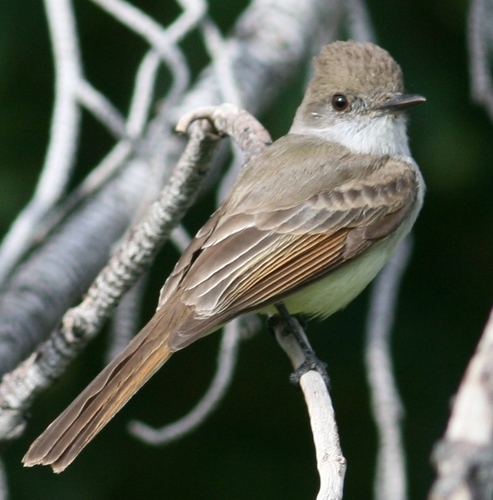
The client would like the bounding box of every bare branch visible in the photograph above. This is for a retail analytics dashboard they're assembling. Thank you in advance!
[176,104,272,162]
[112,223,188,360]
[169,0,207,42]
[0,155,146,375]
[170,224,192,253]
[126,51,161,136]
[106,273,149,362]
[90,0,192,103]
[0,458,8,500]
[200,18,243,106]
[344,0,377,42]
[430,306,493,499]
[126,105,270,445]
[45,49,163,225]
[75,80,129,139]
[468,0,493,119]
[272,315,346,500]
[0,0,82,283]
[365,237,413,500]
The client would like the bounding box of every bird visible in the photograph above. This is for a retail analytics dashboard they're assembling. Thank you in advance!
[23,40,425,473]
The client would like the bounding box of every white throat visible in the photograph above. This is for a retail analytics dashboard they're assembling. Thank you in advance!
[290,114,412,158]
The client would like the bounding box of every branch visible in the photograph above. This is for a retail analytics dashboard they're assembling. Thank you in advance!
[344,0,377,43]
[0,154,146,375]
[430,306,493,499]
[0,0,82,283]
[40,49,163,233]
[106,224,192,363]
[0,458,7,500]
[126,51,161,136]
[170,0,344,119]
[75,80,129,140]
[90,0,192,103]
[168,0,207,43]
[175,104,272,163]
[106,273,149,363]
[199,18,243,105]
[468,0,493,121]
[365,237,413,500]
[272,315,346,500]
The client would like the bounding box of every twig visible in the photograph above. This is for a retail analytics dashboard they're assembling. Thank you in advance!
[170,224,192,253]
[128,318,243,444]
[365,237,413,500]
[468,0,493,120]
[169,0,207,43]
[125,106,271,445]
[106,273,149,362]
[75,80,129,139]
[39,49,163,234]
[0,0,82,283]
[0,457,8,500]
[175,104,272,163]
[200,18,242,106]
[344,0,377,43]
[272,314,346,500]
[430,306,493,499]
[126,50,161,136]
[127,103,271,443]
[90,0,191,104]
[199,17,245,203]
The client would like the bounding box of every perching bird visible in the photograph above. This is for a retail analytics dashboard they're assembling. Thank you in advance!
[23,40,425,473]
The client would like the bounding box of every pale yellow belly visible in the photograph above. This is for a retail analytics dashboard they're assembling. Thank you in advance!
[260,236,403,319]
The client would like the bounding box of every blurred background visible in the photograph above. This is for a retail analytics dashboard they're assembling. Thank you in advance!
[0,0,492,498]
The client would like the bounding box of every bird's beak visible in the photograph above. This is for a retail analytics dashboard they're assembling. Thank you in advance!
[374,93,426,112]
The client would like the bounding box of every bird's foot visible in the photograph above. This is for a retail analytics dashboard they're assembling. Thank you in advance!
[290,354,330,388]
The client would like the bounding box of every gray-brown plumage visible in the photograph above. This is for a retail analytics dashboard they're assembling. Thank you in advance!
[23,41,425,473]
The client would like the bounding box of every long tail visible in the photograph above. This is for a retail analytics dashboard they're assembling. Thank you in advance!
[22,310,179,473]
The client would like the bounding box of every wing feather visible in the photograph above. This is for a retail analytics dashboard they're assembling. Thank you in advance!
[163,155,419,350]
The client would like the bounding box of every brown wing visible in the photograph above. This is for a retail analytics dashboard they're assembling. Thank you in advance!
[164,159,419,350]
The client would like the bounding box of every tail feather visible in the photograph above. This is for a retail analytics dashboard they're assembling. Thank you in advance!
[22,310,177,473]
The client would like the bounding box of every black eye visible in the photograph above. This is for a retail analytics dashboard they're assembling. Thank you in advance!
[332,94,349,111]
